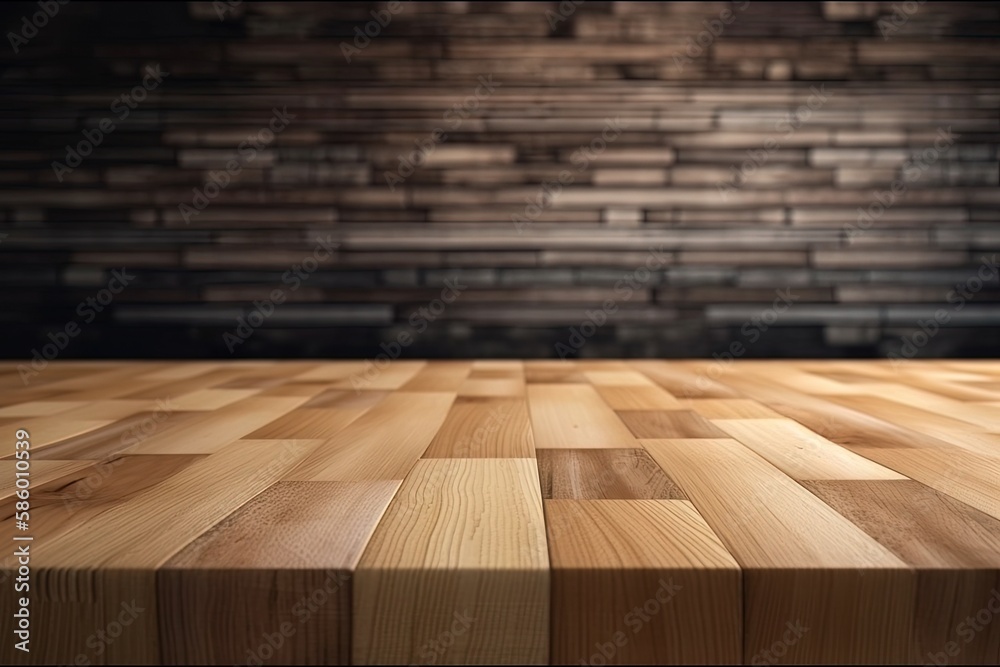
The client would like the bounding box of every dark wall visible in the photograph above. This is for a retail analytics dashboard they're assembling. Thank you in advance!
[1,1,998,360]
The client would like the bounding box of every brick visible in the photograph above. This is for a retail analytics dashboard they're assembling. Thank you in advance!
[812,250,970,269]
[602,208,643,226]
[592,169,667,186]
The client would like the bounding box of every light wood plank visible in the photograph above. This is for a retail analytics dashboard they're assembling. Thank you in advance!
[803,480,1000,664]
[712,418,908,480]
[527,384,636,448]
[354,458,549,665]
[594,384,682,410]
[618,410,728,439]
[643,438,913,663]
[423,397,534,458]
[286,392,455,481]
[17,438,323,664]
[161,481,399,665]
[546,499,741,664]
[126,395,312,454]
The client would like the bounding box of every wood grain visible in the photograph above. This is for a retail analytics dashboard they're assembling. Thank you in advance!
[803,480,1000,664]
[5,438,323,664]
[617,409,728,439]
[546,500,741,664]
[594,384,682,410]
[423,397,534,458]
[353,458,549,665]
[285,391,455,482]
[642,438,914,663]
[527,384,636,448]
[1,360,998,665]
[711,418,908,480]
[160,481,399,665]
[536,448,685,500]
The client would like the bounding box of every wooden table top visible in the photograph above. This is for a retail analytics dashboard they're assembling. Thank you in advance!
[2,360,999,665]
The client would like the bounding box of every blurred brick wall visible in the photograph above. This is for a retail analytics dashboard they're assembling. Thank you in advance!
[0,1,998,359]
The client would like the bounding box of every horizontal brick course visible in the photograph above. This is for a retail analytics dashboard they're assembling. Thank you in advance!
[0,1,996,359]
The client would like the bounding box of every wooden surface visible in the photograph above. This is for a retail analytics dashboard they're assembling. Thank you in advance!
[1,360,999,665]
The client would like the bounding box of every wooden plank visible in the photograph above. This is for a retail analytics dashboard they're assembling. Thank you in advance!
[27,410,201,460]
[546,499,741,664]
[537,448,686,500]
[617,409,728,438]
[9,438,324,665]
[286,392,455,481]
[583,370,656,387]
[527,384,636,448]
[423,397,534,458]
[630,361,742,399]
[457,376,526,397]
[848,383,1000,431]
[524,362,588,384]
[136,362,220,381]
[803,480,1000,664]
[167,388,260,411]
[643,438,913,663]
[0,454,204,543]
[295,362,369,382]
[712,418,908,480]
[0,459,94,500]
[849,446,1000,522]
[5,419,116,454]
[594,385,682,410]
[125,395,312,454]
[826,394,1000,458]
[402,361,473,391]
[677,398,783,419]
[161,481,399,665]
[244,393,380,439]
[354,458,549,665]
[0,400,87,418]
[331,361,427,391]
